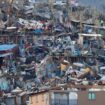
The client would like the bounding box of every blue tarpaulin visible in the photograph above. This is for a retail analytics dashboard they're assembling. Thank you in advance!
[0,44,17,51]
[33,29,43,34]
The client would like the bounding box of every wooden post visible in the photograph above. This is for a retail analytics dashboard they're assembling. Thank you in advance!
[49,0,54,23]
[67,0,70,19]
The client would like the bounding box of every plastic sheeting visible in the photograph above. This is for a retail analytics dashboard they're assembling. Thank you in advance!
[0,78,9,91]
[0,44,17,51]
[0,53,12,57]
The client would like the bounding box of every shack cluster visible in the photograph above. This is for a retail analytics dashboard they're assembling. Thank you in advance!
[0,0,105,105]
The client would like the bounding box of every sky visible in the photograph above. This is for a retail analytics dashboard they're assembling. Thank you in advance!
[79,0,105,13]
[29,0,105,13]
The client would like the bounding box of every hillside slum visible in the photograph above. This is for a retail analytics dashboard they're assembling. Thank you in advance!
[0,0,105,105]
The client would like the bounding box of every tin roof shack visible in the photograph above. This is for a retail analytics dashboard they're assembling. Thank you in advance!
[29,91,50,105]
[78,33,103,56]
[29,90,69,105]
[3,92,27,105]
[78,33,102,47]
[17,92,28,105]
[83,24,105,35]
[8,89,28,105]
[29,88,105,105]
[3,95,17,105]
[29,90,77,105]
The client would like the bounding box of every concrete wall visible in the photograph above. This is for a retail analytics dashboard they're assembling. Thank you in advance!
[78,91,105,105]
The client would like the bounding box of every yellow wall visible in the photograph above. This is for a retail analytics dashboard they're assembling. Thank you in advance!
[30,92,49,105]
[48,0,56,3]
